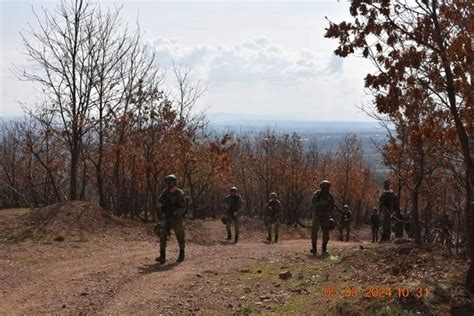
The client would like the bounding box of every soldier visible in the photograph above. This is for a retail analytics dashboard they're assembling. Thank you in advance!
[379,180,399,242]
[370,207,380,243]
[339,205,352,242]
[392,210,405,238]
[440,212,452,245]
[222,186,242,243]
[155,175,186,264]
[265,192,282,243]
[310,180,335,256]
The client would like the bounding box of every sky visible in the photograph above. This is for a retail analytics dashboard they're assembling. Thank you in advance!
[0,0,375,121]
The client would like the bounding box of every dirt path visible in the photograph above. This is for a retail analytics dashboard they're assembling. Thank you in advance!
[0,237,363,315]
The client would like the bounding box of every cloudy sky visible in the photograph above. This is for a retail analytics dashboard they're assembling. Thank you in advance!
[0,0,374,121]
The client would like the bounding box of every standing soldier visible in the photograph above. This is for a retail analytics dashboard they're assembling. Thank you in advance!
[310,180,335,256]
[370,207,380,243]
[339,205,352,242]
[222,186,242,243]
[392,210,405,238]
[440,212,452,245]
[379,180,399,242]
[156,175,186,264]
[265,192,282,243]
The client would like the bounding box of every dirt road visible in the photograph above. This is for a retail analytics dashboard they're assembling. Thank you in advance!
[0,236,362,315]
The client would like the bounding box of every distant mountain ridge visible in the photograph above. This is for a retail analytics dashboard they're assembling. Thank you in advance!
[208,112,386,134]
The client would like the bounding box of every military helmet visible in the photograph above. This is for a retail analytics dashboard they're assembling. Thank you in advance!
[230,186,238,193]
[320,180,331,189]
[343,205,349,209]
[270,192,277,199]
[164,174,178,185]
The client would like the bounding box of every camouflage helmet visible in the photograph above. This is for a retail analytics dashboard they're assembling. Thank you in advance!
[230,186,238,193]
[320,180,331,189]
[343,205,349,209]
[270,192,277,199]
[164,174,178,185]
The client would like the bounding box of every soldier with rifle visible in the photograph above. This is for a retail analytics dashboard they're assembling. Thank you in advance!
[264,192,282,243]
[156,175,186,264]
[379,180,399,242]
[222,186,242,243]
[370,207,380,242]
[338,205,352,242]
[310,180,336,256]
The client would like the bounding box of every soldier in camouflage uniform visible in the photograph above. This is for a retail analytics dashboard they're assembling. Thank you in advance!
[370,207,380,243]
[265,192,282,243]
[310,180,335,256]
[379,180,399,242]
[156,175,186,264]
[338,205,352,242]
[222,187,242,243]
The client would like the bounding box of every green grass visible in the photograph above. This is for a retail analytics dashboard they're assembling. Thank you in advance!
[231,253,349,315]
[16,254,62,266]
[0,230,88,244]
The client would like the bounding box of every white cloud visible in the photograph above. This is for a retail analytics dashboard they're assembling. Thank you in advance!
[147,37,374,121]
[149,37,341,86]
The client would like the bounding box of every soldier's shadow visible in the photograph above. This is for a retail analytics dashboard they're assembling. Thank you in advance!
[137,262,180,275]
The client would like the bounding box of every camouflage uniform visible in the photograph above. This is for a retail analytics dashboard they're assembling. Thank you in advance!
[440,213,452,245]
[379,188,399,242]
[339,206,352,242]
[158,188,186,259]
[311,187,335,254]
[265,197,282,243]
[223,194,242,243]
[370,210,380,243]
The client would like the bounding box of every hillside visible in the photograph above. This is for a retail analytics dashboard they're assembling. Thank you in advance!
[0,203,471,315]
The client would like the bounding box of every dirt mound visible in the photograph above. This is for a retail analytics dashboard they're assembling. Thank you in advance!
[28,201,126,234]
[3,201,144,241]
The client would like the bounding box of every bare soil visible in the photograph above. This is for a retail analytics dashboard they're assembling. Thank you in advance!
[0,203,469,315]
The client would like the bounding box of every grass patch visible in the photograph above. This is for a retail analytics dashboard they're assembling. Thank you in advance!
[16,254,62,266]
[0,231,88,244]
[230,252,353,315]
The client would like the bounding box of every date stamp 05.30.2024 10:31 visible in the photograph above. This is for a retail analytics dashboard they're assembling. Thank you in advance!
[322,286,430,299]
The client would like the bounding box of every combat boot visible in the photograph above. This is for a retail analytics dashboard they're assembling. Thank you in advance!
[226,232,232,240]
[322,245,329,257]
[234,234,239,244]
[266,233,272,242]
[274,234,278,243]
[177,249,185,263]
[155,251,166,264]
[310,243,317,255]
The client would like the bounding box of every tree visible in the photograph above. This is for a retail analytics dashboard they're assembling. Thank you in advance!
[326,0,473,290]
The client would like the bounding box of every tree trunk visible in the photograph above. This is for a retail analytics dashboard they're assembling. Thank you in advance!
[69,144,80,201]
[411,187,421,242]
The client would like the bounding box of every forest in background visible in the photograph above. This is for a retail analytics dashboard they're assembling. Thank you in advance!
[0,0,472,292]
